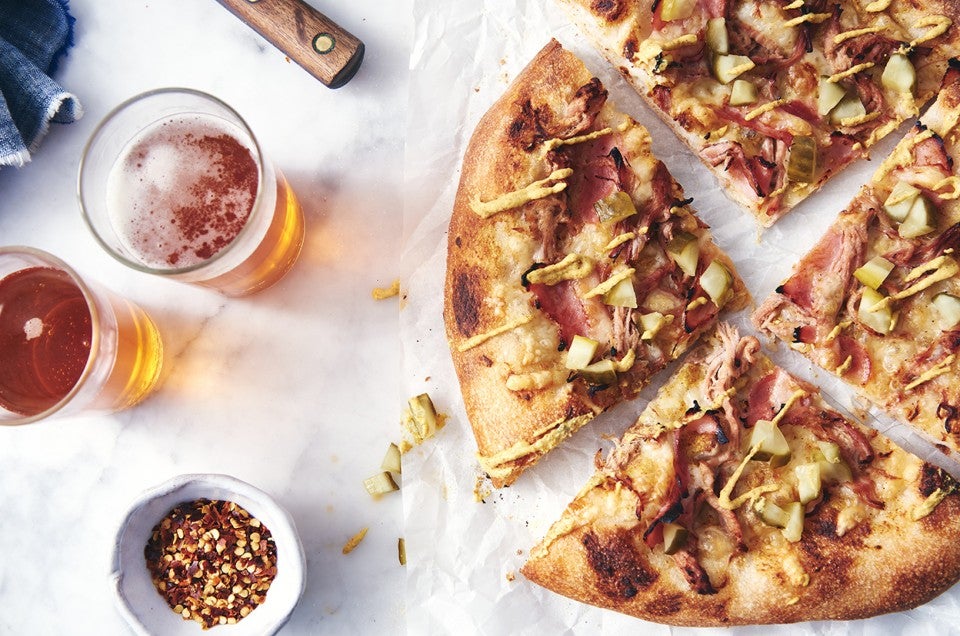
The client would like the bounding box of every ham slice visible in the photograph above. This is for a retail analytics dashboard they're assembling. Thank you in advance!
[528,280,589,347]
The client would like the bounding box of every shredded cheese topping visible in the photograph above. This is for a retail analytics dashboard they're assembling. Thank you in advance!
[542,127,613,153]
[827,62,876,83]
[604,232,636,252]
[934,176,960,200]
[525,253,594,285]
[905,354,956,390]
[717,444,780,510]
[910,16,952,48]
[864,0,891,11]
[583,268,636,299]
[744,99,786,121]
[470,168,573,218]
[457,315,533,352]
[840,111,881,127]
[834,26,885,45]
[783,12,831,27]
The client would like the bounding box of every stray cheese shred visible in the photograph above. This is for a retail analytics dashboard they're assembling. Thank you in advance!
[826,62,876,83]
[583,268,636,299]
[371,279,401,300]
[834,26,885,45]
[744,99,786,122]
[783,12,831,27]
[542,127,613,153]
[470,168,573,218]
[457,315,533,352]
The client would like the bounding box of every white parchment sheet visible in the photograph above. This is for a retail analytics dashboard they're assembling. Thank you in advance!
[399,1,960,633]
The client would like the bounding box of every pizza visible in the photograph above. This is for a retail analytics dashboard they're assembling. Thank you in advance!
[522,324,960,626]
[753,63,960,456]
[443,40,749,488]
[554,0,960,225]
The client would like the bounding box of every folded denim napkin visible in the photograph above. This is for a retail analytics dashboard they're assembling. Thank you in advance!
[0,0,81,167]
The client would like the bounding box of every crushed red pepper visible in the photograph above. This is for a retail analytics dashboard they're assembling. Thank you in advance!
[144,498,278,629]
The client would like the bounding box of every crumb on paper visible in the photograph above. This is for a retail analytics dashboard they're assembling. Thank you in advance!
[398,537,406,566]
[372,279,401,300]
[506,571,516,582]
[474,475,492,503]
[342,527,369,554]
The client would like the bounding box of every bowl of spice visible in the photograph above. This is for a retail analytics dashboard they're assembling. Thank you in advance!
[110,474,305,634]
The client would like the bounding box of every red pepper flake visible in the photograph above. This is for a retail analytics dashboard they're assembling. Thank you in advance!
[144,499,277,629]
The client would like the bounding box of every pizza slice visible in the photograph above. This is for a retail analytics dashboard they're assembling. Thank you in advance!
[555,0,960,225]
[444,40,749,488]
[753,63,960,455]
[522,324,960,626]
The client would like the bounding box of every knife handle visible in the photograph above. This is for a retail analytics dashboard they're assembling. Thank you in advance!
[216,0,364,88]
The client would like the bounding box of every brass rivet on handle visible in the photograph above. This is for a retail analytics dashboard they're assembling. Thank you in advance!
[312,33,335,54]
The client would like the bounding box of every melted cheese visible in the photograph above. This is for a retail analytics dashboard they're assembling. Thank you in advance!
[457,315,533,352]
[506,369,556,391]
[470,168,573,218]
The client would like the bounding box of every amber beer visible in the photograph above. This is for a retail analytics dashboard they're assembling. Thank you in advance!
[0,248,163,425]
[79,89,305,296]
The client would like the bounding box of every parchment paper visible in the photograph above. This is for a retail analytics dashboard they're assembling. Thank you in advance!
[399,1,960,633]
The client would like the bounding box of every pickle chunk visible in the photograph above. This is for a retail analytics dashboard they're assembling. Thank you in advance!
[933,293,960,329]
[565,335,599,370]
[882,53,916,94]
[787,136,817,184]
[853,256,894,290]
[663,522,688,554]
[750,419,791,467]
[858,287,893,335]
[660,0,697,21]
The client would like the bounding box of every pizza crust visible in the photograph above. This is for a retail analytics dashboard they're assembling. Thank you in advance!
[444,40,748,487]
[522,326,960,625]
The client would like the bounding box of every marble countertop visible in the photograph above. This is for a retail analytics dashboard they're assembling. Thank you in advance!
[0,1,409,633]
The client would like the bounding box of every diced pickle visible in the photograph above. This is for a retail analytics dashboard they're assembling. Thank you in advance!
[787,136,818,184]
[663,522,689,554]
[933,293,960,329]
[883,181,921,222]
[565,335,600,370]
[757,498,789,528]
[898,195,936,239]
[729,79,757,106]
[853,256,895,290]
[364,472,399,497]
[817,77,846,117]
[660,0,697,21]
[381,443,402,474]
[639,311,670,340]
[579,359,618,386]
[706,18,729,54]
[700,260,733,307]
[750,419,791,467]
[667,232,700,277]
[712,54,754,84]
[830,94,866,124]
[795,463,822,504]
[881,53,916,94]
[858,287,893,335]
[604,276,638,308]
[407,393,439,440]
[817,440,841,464]
[594,191,638,225]
[781,501,804,543]
[819,459,853,483]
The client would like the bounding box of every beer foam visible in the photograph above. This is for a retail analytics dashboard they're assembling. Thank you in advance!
[106,114,260,269]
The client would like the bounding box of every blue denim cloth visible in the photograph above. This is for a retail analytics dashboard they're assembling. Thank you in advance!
[0,0,81,167]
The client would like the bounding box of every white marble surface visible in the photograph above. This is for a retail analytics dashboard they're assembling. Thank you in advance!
[0,1,409,634]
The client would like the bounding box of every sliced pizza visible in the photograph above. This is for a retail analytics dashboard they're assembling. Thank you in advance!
[753,62,960,455]
[555,0,960,225]
[522,324,960,625]
[444,40,749,488]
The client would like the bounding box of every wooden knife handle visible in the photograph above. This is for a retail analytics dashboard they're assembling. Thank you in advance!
[216,0,364,88]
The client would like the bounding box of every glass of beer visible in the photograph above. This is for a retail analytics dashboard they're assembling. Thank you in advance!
[78,88,305,296]
[0,247,164,425]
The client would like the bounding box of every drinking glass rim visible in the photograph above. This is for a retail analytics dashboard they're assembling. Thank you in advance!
[0,246,103,426]
[76,87,268,277]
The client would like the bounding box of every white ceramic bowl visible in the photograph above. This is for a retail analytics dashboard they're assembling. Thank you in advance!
[110,474,306,635]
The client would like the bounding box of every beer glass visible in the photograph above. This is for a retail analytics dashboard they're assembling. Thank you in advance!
[78,88,305,296]
[0,247,163,425]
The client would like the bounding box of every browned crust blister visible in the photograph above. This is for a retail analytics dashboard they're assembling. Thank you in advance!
[521,327,960,625]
